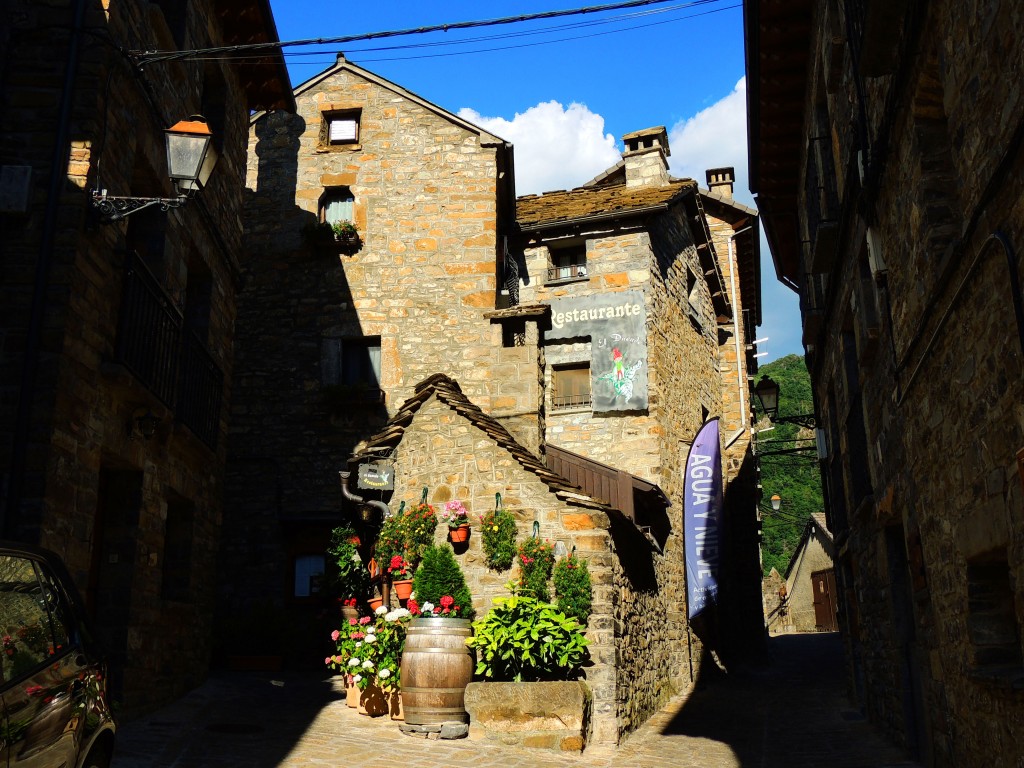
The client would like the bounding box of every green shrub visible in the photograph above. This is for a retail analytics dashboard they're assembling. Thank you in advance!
[553,553,592,625]
[481,493,517,571]
[466,593,589,682]
[411,544,474,619]
[517,537,555,602]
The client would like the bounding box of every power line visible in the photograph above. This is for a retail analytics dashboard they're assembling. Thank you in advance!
[133,0,724,65]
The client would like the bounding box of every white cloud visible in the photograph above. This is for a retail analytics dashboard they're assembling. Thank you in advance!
[667,78,750,205]
[458,101,621,196]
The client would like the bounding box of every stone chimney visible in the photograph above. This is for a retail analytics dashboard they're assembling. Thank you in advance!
[705,167,735,199]
[622,127,670,188]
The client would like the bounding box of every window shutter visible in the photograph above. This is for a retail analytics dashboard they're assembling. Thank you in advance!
[329,119,358,143]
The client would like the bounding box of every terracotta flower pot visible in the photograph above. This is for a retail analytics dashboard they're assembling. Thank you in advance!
[392,579,413,600]
[359,684,388,717]
[346,679,359,708]
[448,524,470,544]
[368,596,384,611]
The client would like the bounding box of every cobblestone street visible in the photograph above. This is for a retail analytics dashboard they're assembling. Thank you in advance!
[113,632,919,768]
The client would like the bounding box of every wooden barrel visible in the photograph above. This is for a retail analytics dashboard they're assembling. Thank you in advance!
[400,617,474,725]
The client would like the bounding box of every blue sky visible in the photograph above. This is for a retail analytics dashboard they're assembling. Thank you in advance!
[266,0,802,361]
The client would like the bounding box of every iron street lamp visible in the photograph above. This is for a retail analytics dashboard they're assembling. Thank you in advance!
[91,115,217,222]
[753,374,817,429]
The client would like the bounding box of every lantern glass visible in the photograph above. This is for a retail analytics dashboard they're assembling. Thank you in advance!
[165,116,212,184]
[754,374,780,418]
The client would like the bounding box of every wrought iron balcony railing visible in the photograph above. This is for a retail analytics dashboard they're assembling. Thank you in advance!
[114,252,223,449]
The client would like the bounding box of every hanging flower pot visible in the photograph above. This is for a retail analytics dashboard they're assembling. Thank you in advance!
[448,524,470,544]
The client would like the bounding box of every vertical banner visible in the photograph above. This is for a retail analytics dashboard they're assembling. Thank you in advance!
[684,418,723,621]
[547,289,648,411]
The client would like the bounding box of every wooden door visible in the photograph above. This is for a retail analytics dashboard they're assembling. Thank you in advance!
[811,568,838,631]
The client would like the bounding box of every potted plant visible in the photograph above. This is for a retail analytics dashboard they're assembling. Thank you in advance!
[400,489,438,566]
[400,544,475,727]
[517,536,555,602]
[481,492,517,570]
[441,499,471,545]
[463,591,592,751]
[300,219,362,255]
[325,615,363,707]
[553,552,593,625]
[388,554,414,600]
[327,524,369,618]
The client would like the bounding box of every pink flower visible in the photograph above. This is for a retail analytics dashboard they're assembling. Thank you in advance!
[331,630,340,642]
[325,657,331,665]
[359,616,372,625]
[348,618,357,626]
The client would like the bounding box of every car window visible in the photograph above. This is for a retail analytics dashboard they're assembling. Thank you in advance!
[0,554,59,685]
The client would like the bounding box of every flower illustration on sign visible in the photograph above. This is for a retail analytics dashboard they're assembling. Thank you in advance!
[598,347,643,400]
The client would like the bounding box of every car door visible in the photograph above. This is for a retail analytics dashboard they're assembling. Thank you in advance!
[0,552,79,768]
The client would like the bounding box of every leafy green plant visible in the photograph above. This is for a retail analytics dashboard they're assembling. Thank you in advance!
[481,493,517,571]
[410,544,474,618]
[517,537,555,602]
[553,553,593,625]
[330,220,358,237]
[327,525,369,600]
[374,513,405,577]
[466,593,589,682]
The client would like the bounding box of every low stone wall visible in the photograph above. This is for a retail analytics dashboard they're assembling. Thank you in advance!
[464,681,591,752]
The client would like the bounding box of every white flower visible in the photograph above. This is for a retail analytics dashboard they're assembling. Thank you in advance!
[379,668,391,679]
[422,602,435,614]
[354,641,362,648]
[362,659,374,669]
[375,605,388,615]
[348,658,359,667]
[385,608,410,622]
[351,552,362,562]
[353,674,362,683]
[364,634,377,644]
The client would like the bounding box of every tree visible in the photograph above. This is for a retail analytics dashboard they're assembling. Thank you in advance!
[754,354,824,576]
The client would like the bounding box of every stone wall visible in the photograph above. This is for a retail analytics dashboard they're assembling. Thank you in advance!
[785,532,833,632]
[0,0,273,714]
[389,394,619,745]
[788,2,1024,765]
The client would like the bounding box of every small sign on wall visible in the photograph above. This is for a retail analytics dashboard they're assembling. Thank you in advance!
[357,461,393,490]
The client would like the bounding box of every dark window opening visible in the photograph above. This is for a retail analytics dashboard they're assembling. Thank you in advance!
[502,319,526,348]
[547,243,587,283]
[322,336,382,401]
[294,554,325,598]
[968,551,1023,672]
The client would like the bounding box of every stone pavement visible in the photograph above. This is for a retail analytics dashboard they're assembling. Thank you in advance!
[112,633,920,768]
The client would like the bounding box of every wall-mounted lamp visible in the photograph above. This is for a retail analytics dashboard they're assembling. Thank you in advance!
[91,115,216,222]
[128,408,161,440]
[753,374,817,429]
[771,494,782,512]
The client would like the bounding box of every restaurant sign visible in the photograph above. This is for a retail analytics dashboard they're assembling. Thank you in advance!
[547,289,647,411]
[357,461,394,491]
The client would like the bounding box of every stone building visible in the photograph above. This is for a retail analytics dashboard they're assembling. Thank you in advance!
[746,0,1024,765]
[229,55,764,744]
[0,0,290,714]
[782,513,836,633]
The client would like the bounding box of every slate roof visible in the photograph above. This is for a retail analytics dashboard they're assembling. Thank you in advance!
[350,374,613,513]
[516,178,697,231]
[811,512,832,543]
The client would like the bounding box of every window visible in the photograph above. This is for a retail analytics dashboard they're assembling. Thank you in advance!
[321,187,354,226]
[322,336,382,399]
[319,110,361,147]
[687,265,702,327]
[294,555,325,598]
[552,363,591,411]
[547,243,587,283]
[162,496,195,602]
[502,318,526,348]
[0,554,69,680]
[967,551,1022,673]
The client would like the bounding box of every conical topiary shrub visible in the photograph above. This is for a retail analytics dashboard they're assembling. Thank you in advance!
[411,544,474,619]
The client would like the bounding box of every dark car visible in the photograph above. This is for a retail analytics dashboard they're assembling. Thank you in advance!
[0,541,115,768]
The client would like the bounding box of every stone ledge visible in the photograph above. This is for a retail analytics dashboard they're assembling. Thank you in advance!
[464,681,591,752]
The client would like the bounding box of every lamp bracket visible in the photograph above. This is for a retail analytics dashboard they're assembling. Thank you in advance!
[772,414,818,429]
[90,189,187,223]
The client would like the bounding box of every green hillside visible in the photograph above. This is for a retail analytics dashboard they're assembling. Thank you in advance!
[754,354,824,576]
